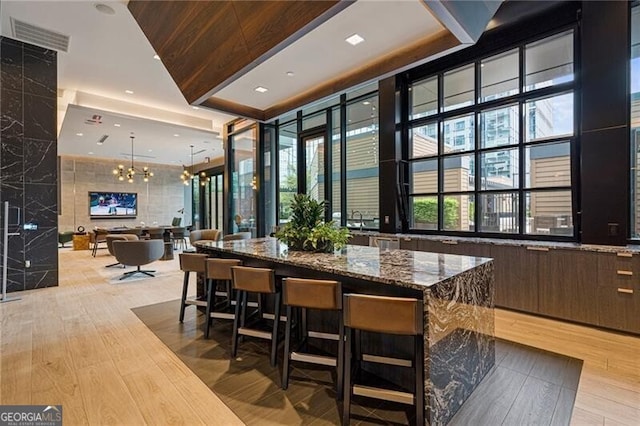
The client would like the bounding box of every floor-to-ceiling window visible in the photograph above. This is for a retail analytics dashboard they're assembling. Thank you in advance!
[631,4,640,238]
[345,94,379,229]
[407,29,575,239]
[229,126,257,237]
[270,84,379,230]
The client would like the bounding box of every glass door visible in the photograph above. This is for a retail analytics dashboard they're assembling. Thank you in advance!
[208,173,223,230]
[302,132,326,203]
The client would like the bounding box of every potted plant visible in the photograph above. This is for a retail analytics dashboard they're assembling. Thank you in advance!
[275,194,350,253]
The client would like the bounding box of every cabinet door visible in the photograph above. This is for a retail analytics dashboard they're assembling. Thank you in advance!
[490,245,539,313]
[538,249,599,324]
[596,252,640,333]
[597,286,639,333]
[440,241,491,258]
[399,237,418,251]
[349,235,369,246]
[416,239,443,253]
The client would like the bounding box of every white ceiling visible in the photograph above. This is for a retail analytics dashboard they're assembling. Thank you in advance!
[215,0,445,110]
[59,105,222,166]
[0,0,235,164]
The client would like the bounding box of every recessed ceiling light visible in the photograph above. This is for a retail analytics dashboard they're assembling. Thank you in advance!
[173,134,180,137]
[114,123,121,127]
[345,34,365,46]
[192,106,199,110]
[153,54,160,60]
[96,141,103,145]
[76,133,83,136]
[125,90,134,94]
[286,71,295,77]
[88,151,94,155]
[363,101,370,105]
[95,3,115,15]
[254,86,268,93]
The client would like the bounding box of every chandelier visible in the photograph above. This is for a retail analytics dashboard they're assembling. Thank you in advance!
[180,145,210,186]
[180,145,194,186]
[113,135,153,183]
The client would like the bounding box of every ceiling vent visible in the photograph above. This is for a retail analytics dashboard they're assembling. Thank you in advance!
[10,18,70,53]
[97,134,109,145]
[193,149,207,155]
[84,115,102,125]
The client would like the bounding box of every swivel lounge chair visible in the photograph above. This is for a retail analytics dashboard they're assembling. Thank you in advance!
[105,234,139,267]
[112,239,164,280]
[222,232,252,241]
[189,229,221,246]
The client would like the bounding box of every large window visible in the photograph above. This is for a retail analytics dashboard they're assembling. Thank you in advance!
[631,5,640,238]
[272,87,379,230]
[278,122,297,225]
[407,30,575,238]
[346,94,379,229]
[229,126,257,237]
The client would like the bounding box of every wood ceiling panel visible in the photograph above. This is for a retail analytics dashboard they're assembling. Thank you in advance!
[128,0,347,105]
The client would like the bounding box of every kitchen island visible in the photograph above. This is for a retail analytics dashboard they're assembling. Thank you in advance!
[195,237,495,425]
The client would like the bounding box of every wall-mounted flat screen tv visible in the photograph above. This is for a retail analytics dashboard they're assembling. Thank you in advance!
[89,192,137,218]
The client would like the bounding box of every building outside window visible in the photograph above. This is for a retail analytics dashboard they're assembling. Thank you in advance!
[630,4,640,238]
[408,29,575,238]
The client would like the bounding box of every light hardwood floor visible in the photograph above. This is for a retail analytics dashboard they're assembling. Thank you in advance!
[1,247,639,425]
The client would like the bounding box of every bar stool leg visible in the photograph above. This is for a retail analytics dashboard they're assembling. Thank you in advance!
[282,304,293,389]
[179,271,189,322]
[336,313,345,400]
[415,336,425,426]
[270,291,282,367]
[204,278,214,339]
[342,326,352,425]
[231,290,243,357]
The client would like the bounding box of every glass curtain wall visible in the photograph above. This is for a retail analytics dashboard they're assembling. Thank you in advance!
[271,85,379,230]
[230,127,257,237]
[346,94,379,229]
[408,30,575,238]
[631,4,640,238]
[278,122,297,225]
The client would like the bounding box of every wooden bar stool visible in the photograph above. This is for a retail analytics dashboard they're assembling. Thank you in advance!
[231,266,282,367]
[281,278,344,398]
[204,258,242,338]
[178,253,208,322]
[342,294,424,426]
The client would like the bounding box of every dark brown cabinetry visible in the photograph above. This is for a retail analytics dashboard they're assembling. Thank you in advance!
[490,246,540,313]
[538,250,599,324]
[349,234,370,246]
[391,236,639,334]
[595,253,640,333]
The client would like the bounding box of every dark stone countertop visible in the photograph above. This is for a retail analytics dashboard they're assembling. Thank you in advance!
[352,231,640,254]
[195,237,492,291]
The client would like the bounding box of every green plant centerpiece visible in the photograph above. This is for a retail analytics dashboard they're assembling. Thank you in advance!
[275,194,350,253]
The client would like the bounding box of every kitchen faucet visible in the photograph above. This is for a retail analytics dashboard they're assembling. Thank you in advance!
[350,210,364,231]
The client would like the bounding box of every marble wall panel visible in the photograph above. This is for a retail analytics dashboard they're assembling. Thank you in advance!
[23,45,56,99]
[0,37,57,293]
[24,138,56,183]
[0,38,23,92]
[24,94,56,140]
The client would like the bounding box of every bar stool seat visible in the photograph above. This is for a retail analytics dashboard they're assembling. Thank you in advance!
[343,294,424,425]
[231,266,282,367]
[178,253,208,322]
[281,278,344,399]
[204,258,242,338]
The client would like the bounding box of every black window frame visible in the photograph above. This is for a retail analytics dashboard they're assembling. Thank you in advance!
[404,26,579,241]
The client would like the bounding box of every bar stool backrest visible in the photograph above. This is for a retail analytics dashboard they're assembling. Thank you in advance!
[179,253,208,273]
[283,278,342,310]
[231,266,276,294]
[343,294,423,336]
[206,258,242,280]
